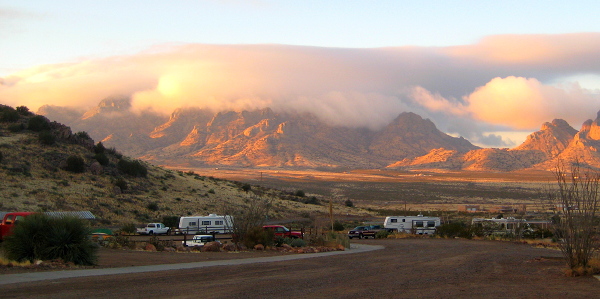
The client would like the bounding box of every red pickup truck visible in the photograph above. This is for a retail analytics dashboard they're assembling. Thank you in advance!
[0,212,35,241]
[263,225,303,239]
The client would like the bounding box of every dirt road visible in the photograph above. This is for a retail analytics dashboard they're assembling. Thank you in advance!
[2,238,599,298]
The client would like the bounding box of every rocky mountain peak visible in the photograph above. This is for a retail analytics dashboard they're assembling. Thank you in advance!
[81,96,131,120]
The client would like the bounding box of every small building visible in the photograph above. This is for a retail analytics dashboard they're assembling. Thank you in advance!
[458,205,481,213]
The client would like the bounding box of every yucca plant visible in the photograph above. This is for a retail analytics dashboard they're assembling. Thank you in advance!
[1,214,97,265]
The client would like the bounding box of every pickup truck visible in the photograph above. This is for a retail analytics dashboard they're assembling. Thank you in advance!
[137,223,171,235]
[348,226,376,239]
[182,234,220,247]
[263,225,303,239]
[348,225,393,239]
[0,212,35,241]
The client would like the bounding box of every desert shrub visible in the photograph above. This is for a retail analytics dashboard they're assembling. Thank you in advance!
[162,216,180,228]
[290,238,306,247]
[1,214,97,265]
[0,151,3,163]
[332,220,345,231]
[94,152,109,165]
[118,159,147,177]
[303,196,320,205]
[38,130,56,145]
[65,155,86,173]
[295,190,305,197]
[74,131,92,141]
[114,178,128,191]
[8,123,24,132]
[16,106,32,115]
[345,199,354,207]
[146,202,159,212]
[120,223,137,234]
[0,107,19,122]
[375,230,391,239]
[27,115,51,132]
[208,189,215,194]
[243,226,275,248]
[242,184,252,192]
[436,221,472,239]
[94,142,106,154]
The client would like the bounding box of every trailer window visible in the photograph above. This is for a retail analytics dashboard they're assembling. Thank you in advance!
[427,221,436,227]
[202,221,211,225]
[415,221,424,227]
[402,219,406,222]
[189,221,197,226]
[215,221,223,225]
[390,219,397,223]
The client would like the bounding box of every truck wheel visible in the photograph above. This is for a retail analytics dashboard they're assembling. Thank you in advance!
[348,236,353,239]
[359,234,363,239]
[148,231,154,235]
[166,229,171,235]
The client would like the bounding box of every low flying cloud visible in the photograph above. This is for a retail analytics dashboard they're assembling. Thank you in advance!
[1,33,600,147]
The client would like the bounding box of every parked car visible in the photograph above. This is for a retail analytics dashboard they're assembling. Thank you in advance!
[137,223,171,235]
[348,226,376,239]
[182,234,220,247]
[263,225,303,238]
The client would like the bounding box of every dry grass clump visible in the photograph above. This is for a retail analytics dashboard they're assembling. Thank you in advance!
[563,258,600,277]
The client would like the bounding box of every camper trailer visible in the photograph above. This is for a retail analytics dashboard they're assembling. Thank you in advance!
[384,215,441,235]
[175,214,234,235]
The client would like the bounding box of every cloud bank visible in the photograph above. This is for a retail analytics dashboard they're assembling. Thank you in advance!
[2,33,600,147]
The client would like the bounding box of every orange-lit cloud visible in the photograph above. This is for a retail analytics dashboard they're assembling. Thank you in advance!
[1,33,600,146]
[465,76,597,129]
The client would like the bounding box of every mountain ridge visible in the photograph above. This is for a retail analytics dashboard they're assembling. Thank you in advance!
[39,97,600,171]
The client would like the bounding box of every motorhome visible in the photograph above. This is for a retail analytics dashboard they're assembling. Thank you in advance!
[384,215,441,235]
[176,214,234,235]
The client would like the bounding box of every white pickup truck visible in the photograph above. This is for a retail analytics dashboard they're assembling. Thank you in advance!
[137,223,171,235]
[182,234,220,247]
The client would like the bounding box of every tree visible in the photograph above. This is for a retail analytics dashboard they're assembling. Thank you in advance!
[549,161,600,274]
[220,195,273,249]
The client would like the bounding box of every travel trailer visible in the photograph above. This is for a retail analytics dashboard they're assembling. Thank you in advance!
[384,215,441,235]
[175,214,234,235]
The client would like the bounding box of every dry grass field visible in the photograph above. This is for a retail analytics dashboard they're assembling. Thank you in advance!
[179,167,557,217]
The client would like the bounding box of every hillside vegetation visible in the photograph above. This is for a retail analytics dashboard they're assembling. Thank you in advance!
[0,105,365,227]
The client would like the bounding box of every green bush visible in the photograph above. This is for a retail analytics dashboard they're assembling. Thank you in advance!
[118,159,147,177]
[332,220,345,231]
[345,199,354,207]
[27,115,51,132]
[94,142,106,154]
[290,238,306,247]
[146,202,159,212]
[94,152,109,165]
[65,155,86,173]
[114,178,128,191]
[8,123,24,132]
[0,108,19,122]
[243,226,275,248]
[38,130,56,145]
[120,223,137,234]
[16,106,32,116]
[74,131,92,141]
[162,216,180,228]
[0,151,3,163]
[436,222,472,239]
[295,190,305,197]
[1,213,97,265]
[375,230,391,239]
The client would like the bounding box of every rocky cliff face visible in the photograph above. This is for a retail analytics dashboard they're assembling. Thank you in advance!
[40,98,600,171]
[40,99,478,168]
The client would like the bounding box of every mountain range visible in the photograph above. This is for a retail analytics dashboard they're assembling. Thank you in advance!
[38,97,600,171]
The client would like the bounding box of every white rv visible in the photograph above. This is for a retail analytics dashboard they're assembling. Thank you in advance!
[384,215,441,235]
[176,214,234,235]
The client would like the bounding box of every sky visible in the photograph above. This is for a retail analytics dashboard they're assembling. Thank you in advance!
[1,1,600,148]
